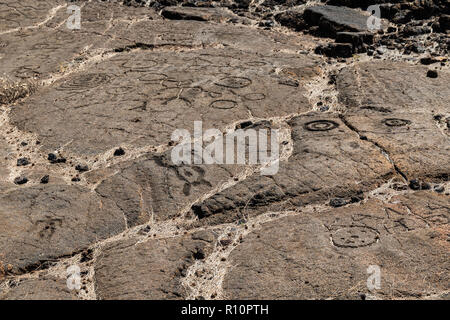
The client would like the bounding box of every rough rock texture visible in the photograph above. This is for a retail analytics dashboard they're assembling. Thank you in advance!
[0,276,78,300]
[190,113,393,226]
[94,230,218,299]
[0,0,448,300]
[0,185,126,273]
[303,5,373,35]
[223,191,449,299]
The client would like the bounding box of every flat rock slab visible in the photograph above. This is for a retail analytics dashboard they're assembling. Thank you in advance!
[344,112,449,182]
[0,185,125,274]
[0,1,157,82]
[10,47,316,157]
[190,113,393,226]
[161,7,237,22]
[337,61,450,181]
[94,230,218,299]
[337,61,450,115]
[303,5,373,36]
[0,276,78,300]
[223,191,449,299]
[93,152,241,226]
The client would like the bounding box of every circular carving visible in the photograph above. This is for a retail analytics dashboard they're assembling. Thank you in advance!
[215,76,252,89]
[138,73,168,83]
[122,59,158,71]
[57,73,111,91]
[244,93,266,101]
[331,226,378,248]
[383,118,411,127]
[304,120,339,131]
[210,99,237,110]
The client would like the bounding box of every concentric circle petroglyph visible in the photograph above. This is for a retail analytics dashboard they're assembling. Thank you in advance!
[215,76,252,88]
[56,73,112,91]
[304,120,339,131]
[383,118,412,127]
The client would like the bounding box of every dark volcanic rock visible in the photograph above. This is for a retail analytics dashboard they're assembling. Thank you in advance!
[315,42,354,57]
[304,5,374,37]
[189,113,393,226]
[335,31,374,52]
[274,10,308,31]
[426,69,438,78]
[13,177,28,185]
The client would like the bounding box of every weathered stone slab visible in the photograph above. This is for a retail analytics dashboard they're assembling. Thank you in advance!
[304,5,373,36]
[223,191,449,299]
[0,185,125,274]
[94,230,218,300]
[0,0,62,32]
[344,112,449,182]
[0,1,157,82]
[10,47,315,157]
[161,7,237,22]
[0,276,78,300]
[190,113,393,226]
[337,61,450,115]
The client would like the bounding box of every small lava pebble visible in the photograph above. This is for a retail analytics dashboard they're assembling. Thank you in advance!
[40,175,49,184]
[48,153,57,162]
[114,147,125,156]
[433,185,445,193]
[14,177,28,185]
[48,153,66,164]
[71,176,81,182]
[17,158,30,166]
[330,198,347,207]
[420,182,431,190]
[220,239,232,247]
[426,70,438,78]
[409,179,421,190]
[75,164,89,172]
